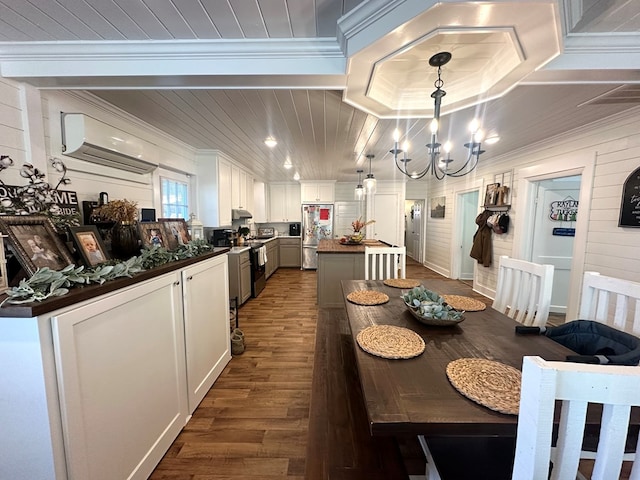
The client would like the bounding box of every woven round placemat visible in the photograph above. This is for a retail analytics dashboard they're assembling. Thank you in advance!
[347,290,389,306]
[446,358,521,415]
[383,278,421,289]
[442,295,487,312]
[356,325,425,359]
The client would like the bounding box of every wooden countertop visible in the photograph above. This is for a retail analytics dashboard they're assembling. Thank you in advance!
[0,247,230,318]
[317,238,386,253]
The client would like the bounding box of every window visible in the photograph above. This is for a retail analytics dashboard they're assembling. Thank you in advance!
[161,177,189,219]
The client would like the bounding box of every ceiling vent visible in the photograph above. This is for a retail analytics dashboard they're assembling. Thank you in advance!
[61,113,158,174]
[582,85,640,106]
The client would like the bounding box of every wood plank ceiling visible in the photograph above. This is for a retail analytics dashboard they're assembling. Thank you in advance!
[0,0,639,183]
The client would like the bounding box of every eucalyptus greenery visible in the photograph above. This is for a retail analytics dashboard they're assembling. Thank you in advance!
[401,285,465,320]
[1,238,215,305]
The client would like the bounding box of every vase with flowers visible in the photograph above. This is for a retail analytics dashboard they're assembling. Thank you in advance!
[348,217,375,243]
[93,199,140,259]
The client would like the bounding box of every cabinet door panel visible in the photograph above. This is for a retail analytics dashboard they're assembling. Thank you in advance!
[219,160,232,226]
[51,273,187,480]
[182,255,231,413]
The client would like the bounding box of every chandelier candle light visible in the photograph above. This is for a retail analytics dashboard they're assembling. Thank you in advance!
[390,51,498,180]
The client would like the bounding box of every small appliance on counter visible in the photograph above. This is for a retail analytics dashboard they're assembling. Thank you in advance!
[211,229,235,247]
[289,223,301,236]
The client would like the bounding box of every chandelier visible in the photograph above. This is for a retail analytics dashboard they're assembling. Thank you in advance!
[390,51,498,180]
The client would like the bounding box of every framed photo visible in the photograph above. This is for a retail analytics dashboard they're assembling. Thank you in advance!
[137,222,169,249]
[69,225,109,267]
[158,218,191,250]
[0,215,75,276]
[430,196,446,218]
[484,183,501,206]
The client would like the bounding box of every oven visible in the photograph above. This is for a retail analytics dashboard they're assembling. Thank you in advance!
[249,242,266,297]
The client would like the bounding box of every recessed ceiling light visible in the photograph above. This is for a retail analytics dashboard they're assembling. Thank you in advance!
[293,171,300,181]
[264,136,277,148]
[283,157,293,169]
[484,135,500,145]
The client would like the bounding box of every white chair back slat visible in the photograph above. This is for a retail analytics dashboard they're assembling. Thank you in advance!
[579,271,640,336]
[493,256,554,327]
[364,246,406,280]
[513,356,640,480]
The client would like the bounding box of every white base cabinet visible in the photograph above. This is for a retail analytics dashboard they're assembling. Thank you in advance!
[182,255,231,413]
[52,273,188,480]
[0,254,231,480]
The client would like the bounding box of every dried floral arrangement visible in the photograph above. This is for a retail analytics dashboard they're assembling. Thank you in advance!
[1,238,214,305]
[92,198,139,223]
[0,156,80,232]
[351,217,376,233]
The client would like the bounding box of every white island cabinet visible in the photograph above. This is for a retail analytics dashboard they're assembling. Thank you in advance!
[0,252,231,480]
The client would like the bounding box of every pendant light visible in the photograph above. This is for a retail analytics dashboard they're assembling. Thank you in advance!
[354,169,365,200]
[363,154,377,195]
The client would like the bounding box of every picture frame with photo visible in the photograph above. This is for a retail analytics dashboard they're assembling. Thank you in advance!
[430,196,446,218]
[0,215,75,276]
[69,225,109,267]
[484,183,501,206]
[137,221,169,249]
[158,218,191,250]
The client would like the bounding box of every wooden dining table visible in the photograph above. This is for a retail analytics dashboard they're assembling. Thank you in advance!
[341,278,577,438]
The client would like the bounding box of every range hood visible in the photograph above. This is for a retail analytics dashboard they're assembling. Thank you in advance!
[232,209,253,220]
[61,113,158,174]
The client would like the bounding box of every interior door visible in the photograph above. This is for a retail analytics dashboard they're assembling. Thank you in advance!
[460,191,478,280]
[372,193,401,245]
[405,200,423,262]
[531,177,581,313]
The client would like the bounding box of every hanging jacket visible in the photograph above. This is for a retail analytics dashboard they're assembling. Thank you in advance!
[470,210,492,267]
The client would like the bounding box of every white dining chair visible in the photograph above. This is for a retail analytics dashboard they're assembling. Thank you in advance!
[493,255,554,327]
[579,271,640,336]
[513,355,640,480]
[364,246,406,280]
[419,356,640,480]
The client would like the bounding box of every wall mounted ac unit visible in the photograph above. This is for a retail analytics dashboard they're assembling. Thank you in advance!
[61,113,158,174]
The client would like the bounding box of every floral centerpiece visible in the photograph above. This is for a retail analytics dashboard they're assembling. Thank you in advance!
[350,217,375,243]
[92,198,138,224]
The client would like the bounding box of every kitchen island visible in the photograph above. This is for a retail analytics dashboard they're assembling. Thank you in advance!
[0,248,231,480]
[316,238,386,307]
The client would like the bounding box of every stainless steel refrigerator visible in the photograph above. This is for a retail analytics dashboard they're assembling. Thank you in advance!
[302,204,333,269]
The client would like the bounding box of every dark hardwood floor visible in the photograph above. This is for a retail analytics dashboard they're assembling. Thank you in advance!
[149,258,609,480]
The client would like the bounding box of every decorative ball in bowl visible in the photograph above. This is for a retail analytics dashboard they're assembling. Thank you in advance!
[401,286,465,326]
[339,233,364,244]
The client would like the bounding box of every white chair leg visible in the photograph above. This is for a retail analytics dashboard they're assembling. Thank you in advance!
[418,435,442,480]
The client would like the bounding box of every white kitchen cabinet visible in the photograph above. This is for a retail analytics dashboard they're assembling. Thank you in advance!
[269,183,301,222]
[197,151,232,227]
[181,255,231,413]
[218,159,232,226]
[231,164,241,209]
[253,181,268,223]
[301,181,335,203]
[51,273,188,480]
[0,253,231,480]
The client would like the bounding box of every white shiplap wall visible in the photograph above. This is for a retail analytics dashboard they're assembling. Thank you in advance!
[419,104,640,318]
[0,78,199,220]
